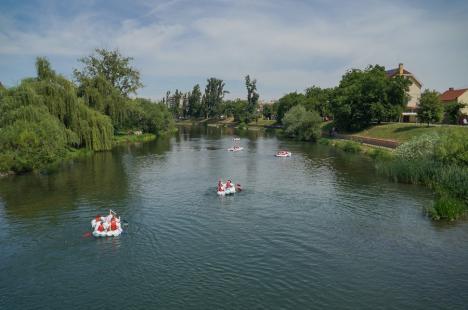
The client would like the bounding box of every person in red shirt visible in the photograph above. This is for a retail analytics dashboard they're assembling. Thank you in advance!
[110,218,118,231]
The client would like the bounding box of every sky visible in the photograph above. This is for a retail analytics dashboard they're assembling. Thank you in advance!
[1,0,467,100]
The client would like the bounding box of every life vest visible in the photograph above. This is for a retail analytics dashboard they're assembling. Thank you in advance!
[110,220,117,231]
[97,223,104,232]
[226,181,232,188]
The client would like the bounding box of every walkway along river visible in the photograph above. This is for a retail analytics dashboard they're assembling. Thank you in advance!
[0,125,467,309]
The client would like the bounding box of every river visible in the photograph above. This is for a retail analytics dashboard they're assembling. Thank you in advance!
[1,125,467,309]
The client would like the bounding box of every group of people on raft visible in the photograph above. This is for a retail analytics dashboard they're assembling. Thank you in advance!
[217,179,242,195]
[91,210,123,237]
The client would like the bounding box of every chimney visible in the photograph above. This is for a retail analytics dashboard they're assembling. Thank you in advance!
[398,63,404,75]
[449,87,454,91]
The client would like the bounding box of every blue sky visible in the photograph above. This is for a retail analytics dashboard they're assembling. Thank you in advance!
[1,0,467,100]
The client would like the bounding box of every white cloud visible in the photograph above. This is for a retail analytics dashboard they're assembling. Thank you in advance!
[0,0,467,98]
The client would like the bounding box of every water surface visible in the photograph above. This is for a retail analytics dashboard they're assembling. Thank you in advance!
[1,126,467,309]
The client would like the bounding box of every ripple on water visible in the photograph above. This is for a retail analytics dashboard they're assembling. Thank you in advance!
[0,129,467,310]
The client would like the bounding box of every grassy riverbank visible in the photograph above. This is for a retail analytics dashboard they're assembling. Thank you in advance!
[319,123,468,221]
[176,117,276,128]
[113,133,157,144]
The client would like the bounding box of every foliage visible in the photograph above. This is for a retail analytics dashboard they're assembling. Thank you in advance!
[74,48,143,97]
[77,74,131,129]
[0,58,115,172]
[417,89,443,125]
[304,86,334,117]
[262,104,273,120]
[224,99,248,122]
[0,55,175,174]
[245,75,260,122]
[430,193,466,220]
[282,105,322,141]
[203,78,228,118]
[378,133,468,220]
[394,134,438,161]
[275,92,307,123]
[330,65,410,131]
[187,84,202,117]
[443,101,466,124]
[132,98,175,135]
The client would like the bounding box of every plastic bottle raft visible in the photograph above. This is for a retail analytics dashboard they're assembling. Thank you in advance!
[91,210,123,237]
[275,150,292,157]
[217,181,241,196]
[228,138,243,151]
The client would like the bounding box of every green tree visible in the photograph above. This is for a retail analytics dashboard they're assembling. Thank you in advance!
[245,75,260,121]
[443,101,466,124]
[275,92,307,123]
[304,86,334,117]
[224,99,248,122]
[74,48,143,97]
[331,65,410,131]
[262,104,273,120]
[418,89,443,126]
[203,78,228,118]
[187,84,202,117]
[282,105,322,141]
[132,98,175,135]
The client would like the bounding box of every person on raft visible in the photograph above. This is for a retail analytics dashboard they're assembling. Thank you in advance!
[226,180,232,189]
[218,180,224,192]
[93,212,121,234]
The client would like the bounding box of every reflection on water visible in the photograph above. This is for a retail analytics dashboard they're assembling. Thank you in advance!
[1,125,467,309]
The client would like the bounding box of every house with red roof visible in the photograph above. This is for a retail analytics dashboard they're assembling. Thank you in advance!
[439,87,468,119]
[386,63,422,122]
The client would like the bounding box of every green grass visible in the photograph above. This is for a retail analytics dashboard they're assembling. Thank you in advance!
[113,133,156,144]
[324,138,394,159]
[356,123,468,143]
[248,118,276,127]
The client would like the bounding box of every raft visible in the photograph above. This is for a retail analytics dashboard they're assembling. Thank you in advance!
[228,146,244,152]
[91,210,123,237]
[275,151,291,157]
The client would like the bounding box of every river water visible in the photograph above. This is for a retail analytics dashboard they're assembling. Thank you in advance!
[0,126,467,309]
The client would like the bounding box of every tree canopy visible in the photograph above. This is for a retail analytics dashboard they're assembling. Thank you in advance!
[74,48,143,97]
[330,65,410,131]
[282,105,322,141]
[203,78,228,118]
[245,75,259,121]
[418,89,443,126]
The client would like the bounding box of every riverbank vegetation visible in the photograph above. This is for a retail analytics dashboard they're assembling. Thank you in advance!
[0,49,174,174]
[376,132,467,220]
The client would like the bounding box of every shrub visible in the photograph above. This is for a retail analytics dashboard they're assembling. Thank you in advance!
[378,133,468,220]
[282,105,322,141]
[429,192,466,221]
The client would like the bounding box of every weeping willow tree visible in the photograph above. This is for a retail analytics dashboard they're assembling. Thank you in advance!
[77,74,132,129]
[0,58,113,173]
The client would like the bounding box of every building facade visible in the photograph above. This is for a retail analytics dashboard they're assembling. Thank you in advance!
[386,63,422,122]
[439,87,468,118]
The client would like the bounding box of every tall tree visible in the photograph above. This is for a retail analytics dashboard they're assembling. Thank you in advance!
[245,75,259,120]
[203,78,228,118]
[275,92,307,123]
[188,84,202,117]
[418,89,443,126]
[74,48,143,97]
[443,102,466,124]
[304,86,335,117]
[330,65,410,131]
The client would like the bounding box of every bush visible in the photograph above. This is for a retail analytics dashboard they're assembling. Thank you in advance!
[378,133,468,220]
[282,105,322,141]
[429,192,466,221]
[340,141,361,153]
